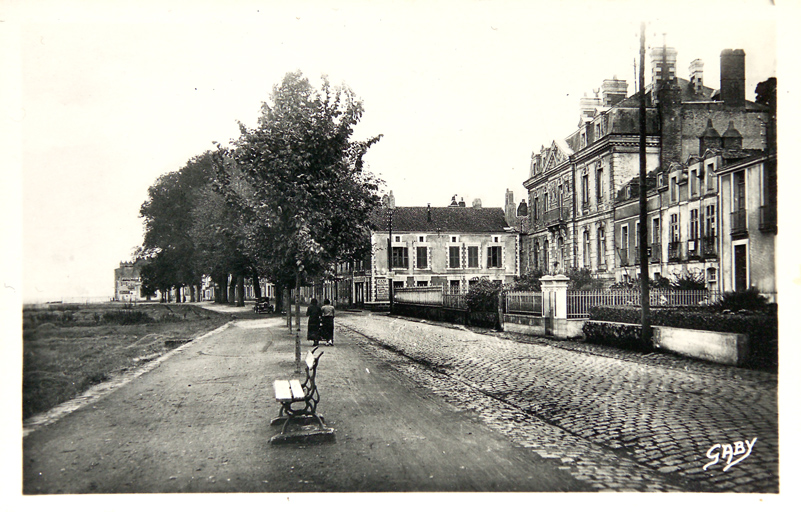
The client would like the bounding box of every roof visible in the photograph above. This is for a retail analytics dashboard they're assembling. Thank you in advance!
[370,206,510,233]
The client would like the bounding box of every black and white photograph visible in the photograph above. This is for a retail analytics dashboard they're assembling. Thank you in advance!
[2,0,797,508]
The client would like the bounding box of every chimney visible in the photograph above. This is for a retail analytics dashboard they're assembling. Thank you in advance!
[689,59,704,94]
[458,197,466,207]
[650,46,677,104]
[449,195,459,207]
[427,203,432,222]
[601,76,628,107]
[720,49,746,107]
[388,190,396,209]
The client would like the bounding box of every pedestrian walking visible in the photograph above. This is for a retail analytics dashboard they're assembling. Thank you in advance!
[321,299,335,346]
[306,298,322,346]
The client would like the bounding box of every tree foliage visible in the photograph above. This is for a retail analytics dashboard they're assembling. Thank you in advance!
[225,71,383,289]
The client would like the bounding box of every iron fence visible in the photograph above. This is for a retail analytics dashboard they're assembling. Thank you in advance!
[505,291,543,315]
[566,289,722,318]
[443,293,467,310]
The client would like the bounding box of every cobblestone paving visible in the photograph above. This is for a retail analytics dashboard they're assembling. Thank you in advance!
[336,313,778,493]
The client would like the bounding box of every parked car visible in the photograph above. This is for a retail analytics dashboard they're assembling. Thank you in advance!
[254,297,274,314]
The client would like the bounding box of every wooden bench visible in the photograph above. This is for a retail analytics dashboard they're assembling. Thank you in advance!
[272,347,325,434]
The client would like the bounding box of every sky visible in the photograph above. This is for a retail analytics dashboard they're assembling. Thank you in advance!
[1,0,787,303]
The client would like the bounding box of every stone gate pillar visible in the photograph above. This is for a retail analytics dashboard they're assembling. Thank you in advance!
[540,274,569,335]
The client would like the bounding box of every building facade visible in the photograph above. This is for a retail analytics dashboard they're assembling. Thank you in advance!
[522,47,771,294]
[335,195,519,308]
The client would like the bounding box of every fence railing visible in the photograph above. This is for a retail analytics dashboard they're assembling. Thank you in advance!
[505,291,543,315]
[566,289,721,318]
[392,286,469,310]
[443,293,467,310]
[393,286,443,305]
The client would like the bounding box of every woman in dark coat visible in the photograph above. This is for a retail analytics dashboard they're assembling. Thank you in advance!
[306,298,322,346]
[320,299,335,346]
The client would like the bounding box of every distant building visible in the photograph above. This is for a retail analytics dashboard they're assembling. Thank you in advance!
[334,193,519,308]
[114,260,149,301]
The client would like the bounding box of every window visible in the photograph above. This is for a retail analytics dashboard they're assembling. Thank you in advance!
[544,193,549,211]
[621,225,629,253]
[705,204,716,238]
[450,235,458,243]
[558,184,564,208]
[418,236,425,243]
[596,168,603,202]
[544,239,550,270]
[416,246,428,269]
[706,164,716,192]
[582,173,589,206]
[635,221,640,247]
[533,197,539,220]
[391,247,408,268]
[533,242,539,270]
[652,217,660,245]
[449,280,460,294]
[690,169,697,197]
[394,280,405,289]
[670,176,678,202]
[416,281,429,287]
[583,230,591,267]
[493,236,500,243]
[690,209,699,240]
[733,171,746,212]
[670,214,680,242]
[448,246,461,268]
[394,235,401,243]
[596,228,605,269]
[707,268,717,284]
[487,246,502,268]
[467,246,479,268]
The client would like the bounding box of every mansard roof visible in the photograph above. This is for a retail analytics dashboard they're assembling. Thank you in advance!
[370,206,510,233]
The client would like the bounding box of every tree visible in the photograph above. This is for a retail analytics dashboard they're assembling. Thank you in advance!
[139,152,217,301]
[227,71,383,323]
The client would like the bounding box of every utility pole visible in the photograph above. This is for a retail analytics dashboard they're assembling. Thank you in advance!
[638,22,652,351]
[387,207,394,314]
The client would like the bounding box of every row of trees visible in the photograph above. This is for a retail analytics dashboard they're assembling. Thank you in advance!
[136,72,383,313]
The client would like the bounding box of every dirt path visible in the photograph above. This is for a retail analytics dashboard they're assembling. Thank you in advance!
[23,313,589,493]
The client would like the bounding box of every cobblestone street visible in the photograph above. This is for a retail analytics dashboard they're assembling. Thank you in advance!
[337,311,778,493]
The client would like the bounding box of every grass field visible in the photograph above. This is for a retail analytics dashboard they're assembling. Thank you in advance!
[22,302,230,420]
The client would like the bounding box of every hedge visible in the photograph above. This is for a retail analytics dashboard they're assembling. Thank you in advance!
[587,306,777,370]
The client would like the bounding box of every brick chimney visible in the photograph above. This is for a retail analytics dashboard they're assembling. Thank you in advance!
[601,76,628,107]
[689,59,704,95]
[720,49,746,107]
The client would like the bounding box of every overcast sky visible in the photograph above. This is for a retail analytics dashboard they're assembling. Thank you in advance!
[2,0,786,302]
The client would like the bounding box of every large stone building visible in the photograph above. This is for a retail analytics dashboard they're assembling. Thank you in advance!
[334,193,519,308]
[522,47,771,294]
[114,260,148,301]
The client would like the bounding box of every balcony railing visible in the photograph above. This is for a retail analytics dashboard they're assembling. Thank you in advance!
[687,238,701,260]
[543,207,570,229]
[702,236,717,258]
[668,241,682,262]
[731,209,747,236]
[759,204,777,233]
[649,244,662,263]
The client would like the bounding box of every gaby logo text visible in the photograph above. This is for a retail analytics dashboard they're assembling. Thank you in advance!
[703,437,757,472]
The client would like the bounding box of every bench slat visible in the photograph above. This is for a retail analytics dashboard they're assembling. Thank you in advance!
[289,379,304,399]
[305,351,317,369]
[274,380,292,401]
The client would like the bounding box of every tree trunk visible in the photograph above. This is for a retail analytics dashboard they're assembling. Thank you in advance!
[236,275,245,307]
[228,274,235,304]
[190,284,196,303]
[252,272,262,300]
[275,287,283,314]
